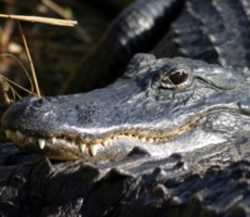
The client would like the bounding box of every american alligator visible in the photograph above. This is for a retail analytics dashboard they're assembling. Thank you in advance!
[2,0,250,216]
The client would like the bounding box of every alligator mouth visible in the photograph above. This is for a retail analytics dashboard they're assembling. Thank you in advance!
[5,129,165,157]
[4,116,201,159]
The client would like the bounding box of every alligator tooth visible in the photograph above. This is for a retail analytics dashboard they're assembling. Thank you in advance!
[141,137,146,143]
[79,144,86,152]
[89,144,100,156]
[16,131,25,140]
[38,138,46,150]
[154,138,160,143]
[51,137,56,145]
[148,138,154,143]
[5,130,11,139]
[69,141,75,147]
[103,140,109,146]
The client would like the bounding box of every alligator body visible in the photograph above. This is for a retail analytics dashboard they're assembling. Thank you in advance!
[2,0,250,216]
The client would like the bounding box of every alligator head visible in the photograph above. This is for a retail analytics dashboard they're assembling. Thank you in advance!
[2,53,250,161]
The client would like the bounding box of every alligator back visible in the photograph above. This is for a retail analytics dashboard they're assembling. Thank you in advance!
[153,0,250,68]
[62,0,250,93]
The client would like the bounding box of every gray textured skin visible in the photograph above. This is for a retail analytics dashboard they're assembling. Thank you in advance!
[2,0,250,216]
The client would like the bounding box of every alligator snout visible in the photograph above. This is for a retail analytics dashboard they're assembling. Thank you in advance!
[2,96,56,134]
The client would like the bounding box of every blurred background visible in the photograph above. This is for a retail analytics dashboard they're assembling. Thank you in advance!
[0,0,120,142]
[0,0,114,96]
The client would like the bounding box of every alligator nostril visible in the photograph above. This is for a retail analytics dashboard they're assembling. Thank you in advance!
[32,98,47,107]
[38,99,44,104]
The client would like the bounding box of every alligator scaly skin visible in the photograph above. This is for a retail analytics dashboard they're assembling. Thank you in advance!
[2,0,250,216]
[153,0,250,68]
[1,141,250,216]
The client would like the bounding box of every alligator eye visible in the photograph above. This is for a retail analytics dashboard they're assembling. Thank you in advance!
[160,68,191,89]
[169,70,188,85]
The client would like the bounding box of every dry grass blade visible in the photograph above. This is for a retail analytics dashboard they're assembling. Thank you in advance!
[0,14,77,27]
[42,0,91,43]
[0,75,15,105]
[17,21,41,98]
[0,7,78,100]
[0,53,36,105]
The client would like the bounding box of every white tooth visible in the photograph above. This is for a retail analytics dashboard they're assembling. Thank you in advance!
[103,140,109,146]
[155,138,160,143]
[5,130,11,139]
[89,144,100,156]
[38,138,46,150]
[16,131,24,140]
[79,144,86,152]
[141,137,146,143]
[148,138,154,143]
[68,141,75,147]
[51,137,56,145]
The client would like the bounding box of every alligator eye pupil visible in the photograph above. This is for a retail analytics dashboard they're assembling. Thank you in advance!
[169,71,188,85]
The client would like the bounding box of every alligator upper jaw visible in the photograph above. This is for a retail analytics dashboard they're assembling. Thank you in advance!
[2,110,204,161]
[2,104,248,162]
[1,113,226,161]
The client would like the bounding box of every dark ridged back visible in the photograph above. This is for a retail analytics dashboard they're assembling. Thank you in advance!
[153,0,250,68]
[62,0,184,93]
[84,0,135,15]
[106,0,184,68]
